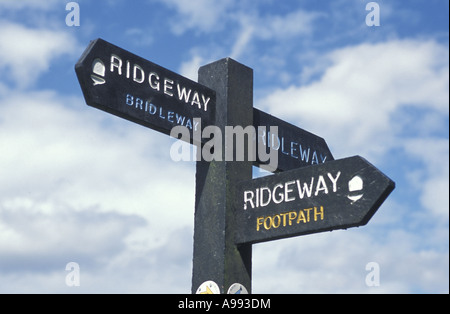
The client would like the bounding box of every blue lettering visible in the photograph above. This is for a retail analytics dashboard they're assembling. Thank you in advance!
[176,114,186,125]
[148,103,157,115]
[298,145,310,162]
[126,94,133,106]
[281,137,289,156]
[135,97,143,110]
[193,119,200,132]
[311,151,319,165]
[168,111,174,123]
[159,107,165,119]
[291,141,299,159]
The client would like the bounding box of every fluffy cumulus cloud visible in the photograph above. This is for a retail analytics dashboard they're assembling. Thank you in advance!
[253,227,449,293]
[259,39,449,159]
[403,137,449,218]
[0,22,79,88]
[0,4,196,293]
[0,89,196,293]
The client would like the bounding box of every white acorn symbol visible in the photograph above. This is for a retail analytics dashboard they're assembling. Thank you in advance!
[91,58,106,86]
[347,175,364,203]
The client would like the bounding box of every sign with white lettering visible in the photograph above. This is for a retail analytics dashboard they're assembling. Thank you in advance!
[235,156,395,244]
[75,38,215,142]
[253,109,334,171]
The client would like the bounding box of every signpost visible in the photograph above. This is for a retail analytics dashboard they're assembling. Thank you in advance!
[75,38,395,294]
[235,156,395,244]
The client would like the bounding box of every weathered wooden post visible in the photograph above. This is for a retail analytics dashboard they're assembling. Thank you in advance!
[192,58,253,294]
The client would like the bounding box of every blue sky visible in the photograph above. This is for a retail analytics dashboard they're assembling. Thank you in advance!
[0,0,448,293]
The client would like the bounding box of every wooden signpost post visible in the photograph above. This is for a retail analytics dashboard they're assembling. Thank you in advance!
[75,38,395,294]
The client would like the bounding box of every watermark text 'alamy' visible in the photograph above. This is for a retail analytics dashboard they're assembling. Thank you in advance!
[170,118,278,172]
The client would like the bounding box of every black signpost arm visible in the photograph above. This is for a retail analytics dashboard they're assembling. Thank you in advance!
[192,58,253,294]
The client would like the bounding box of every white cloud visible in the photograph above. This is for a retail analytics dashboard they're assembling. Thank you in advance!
[178,55,203,81]
[159,0,322,45]
[253,226,449,293]
[0,226,193,293]
[0,22,79,88]
[0,89,196,223]
[0,89,196,292]
[0,204,146,271]
[230,23,254,60]
[158,0,236,35]
[259,39,449,160]
[403,137,449,218]
[228,8,324,60]
[124,28,154,47]
[255,10,323,41]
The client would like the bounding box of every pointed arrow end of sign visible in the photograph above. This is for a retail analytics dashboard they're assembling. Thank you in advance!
[351,156,395,226]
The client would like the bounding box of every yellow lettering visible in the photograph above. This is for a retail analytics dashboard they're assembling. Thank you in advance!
[280,212,289,227]
[272,215,281,228]
[296,210,306,224]
[255,207,325,231]
[256,217,264,231]
[264,216,272,230]
[314,206,324,221]
[288,211,297,226]
[304,208,313,222]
